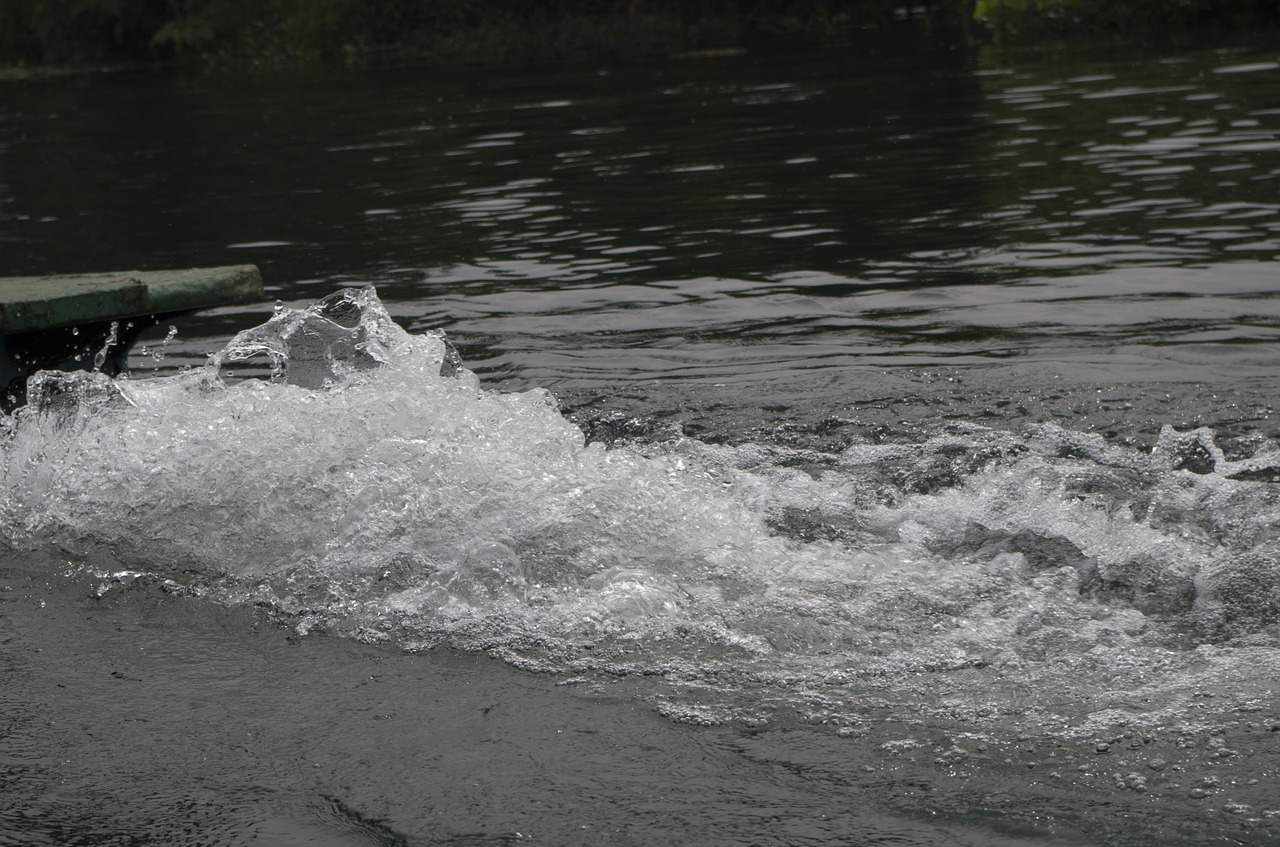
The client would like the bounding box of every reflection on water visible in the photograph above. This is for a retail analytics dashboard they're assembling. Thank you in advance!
[1,40,1277,392]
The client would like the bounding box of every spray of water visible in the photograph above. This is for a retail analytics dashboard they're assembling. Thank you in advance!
[2,287,1278,739]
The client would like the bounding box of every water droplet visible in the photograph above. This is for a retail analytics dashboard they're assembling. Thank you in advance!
[93,321,119,372]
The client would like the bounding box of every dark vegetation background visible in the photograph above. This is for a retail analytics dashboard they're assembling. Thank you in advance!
[0,0,1277,68]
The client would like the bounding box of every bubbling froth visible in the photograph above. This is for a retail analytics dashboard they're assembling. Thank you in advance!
[3,287,1279,735]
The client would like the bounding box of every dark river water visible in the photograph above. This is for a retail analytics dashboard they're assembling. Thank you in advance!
[3,33,1280,847]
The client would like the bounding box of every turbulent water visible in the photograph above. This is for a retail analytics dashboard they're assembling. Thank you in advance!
[4,32,1280,847]
[4,288,1280,844]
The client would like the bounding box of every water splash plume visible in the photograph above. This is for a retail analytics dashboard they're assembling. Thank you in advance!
[3,286,1279,738]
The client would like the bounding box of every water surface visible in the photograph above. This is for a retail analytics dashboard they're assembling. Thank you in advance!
[3,35,1280,847]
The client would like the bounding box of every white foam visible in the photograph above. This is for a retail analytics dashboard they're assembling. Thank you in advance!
[3,287,1279,733]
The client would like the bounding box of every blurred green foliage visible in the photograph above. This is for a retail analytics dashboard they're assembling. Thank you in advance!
[0,0,1275,66]
[976,0,1280,33]
[1,0,169,64]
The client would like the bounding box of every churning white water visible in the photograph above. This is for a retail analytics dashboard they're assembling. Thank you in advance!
[4,288,1278,753]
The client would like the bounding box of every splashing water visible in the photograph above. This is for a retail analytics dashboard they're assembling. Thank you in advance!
[3,287,1279,741]
[138,325,180,368]
[91,321,120,373]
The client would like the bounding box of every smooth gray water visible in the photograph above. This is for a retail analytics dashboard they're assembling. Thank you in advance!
[3,35,1280,847]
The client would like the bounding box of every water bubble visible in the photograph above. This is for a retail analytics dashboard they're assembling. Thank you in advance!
[1197,544,1280,640]
[584,567,685,623]
[453,539,530,603]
